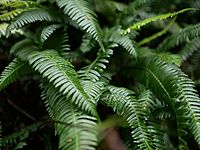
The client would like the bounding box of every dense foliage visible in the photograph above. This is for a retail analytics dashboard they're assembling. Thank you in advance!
[1,0,200,149]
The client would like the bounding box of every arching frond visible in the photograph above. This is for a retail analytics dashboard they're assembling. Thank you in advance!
[40,24,62,44]
[101,86,163,149]
[41,83,98,150]
[1,123,41,148]
[123,8,193,34]
[179,37,200,60]
[11,43,96,116]
[78,48,113,82]
[6,8,61,36]
[0,58,30,91]
[132,56,200,147]
[158,23,200,51]
[55,0,104,51]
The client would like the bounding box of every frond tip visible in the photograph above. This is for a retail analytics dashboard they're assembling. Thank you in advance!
[56,0,105,51]
[0,58,30,91]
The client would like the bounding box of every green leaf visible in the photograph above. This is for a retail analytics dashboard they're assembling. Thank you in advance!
[41,83,98,150]
[123,8,194,34]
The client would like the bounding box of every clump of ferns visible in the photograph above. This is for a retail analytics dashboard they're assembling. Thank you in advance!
[1,0,200,149]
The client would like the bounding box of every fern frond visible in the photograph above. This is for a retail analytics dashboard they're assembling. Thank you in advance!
[11,45,97,116]
[179,37,200,60]
[41,83,98,150]
[40,24,62,44]
[6,8,61,37]
[101,86,162,149]
[56,0,104,51]
[0,58,30,91]
[58,32,70,55]
[1,123,41,148]
[0,9,25,21]
[133,56,200,147]
[78,48,113,82]
[123,8,193,34]
[158,23,200,51]
[109,30,137,56]
[81,80,105,104]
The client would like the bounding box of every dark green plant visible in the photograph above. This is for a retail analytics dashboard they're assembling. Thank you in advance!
[1,0,200,149]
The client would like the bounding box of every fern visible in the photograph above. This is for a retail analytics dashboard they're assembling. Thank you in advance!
[78,48,113,82]
[108,28,137,56]
[179,37,200,60]
[55,0,104,51]
[123,8,193,34]
[40,24,62,44]
[11,43,97,116]
[41,83,98,150]
[0,58,30,91]
[132,56,200,147]
[0,9,25,21]
[58,32,71,54]
[6,8,61,36]
[158,23,200,51]
[101,86,163,149]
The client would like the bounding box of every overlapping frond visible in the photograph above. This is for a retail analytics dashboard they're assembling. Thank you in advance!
[55,0,104,50]
[0,58,30,91]
[158,23,200,51]
[41,83,98,150]
[132,56,200,147]
[11,43,96,115]
[6,8,61,36]
[101,86,162,149]
[78,48,113,82]
[40,24,62,44]
[109,30,137,56]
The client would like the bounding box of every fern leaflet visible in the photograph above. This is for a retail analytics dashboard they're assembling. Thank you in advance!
[40,24,62,44]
